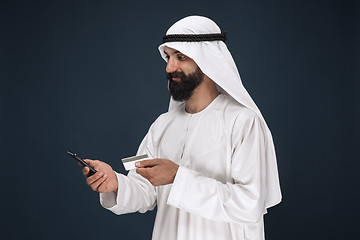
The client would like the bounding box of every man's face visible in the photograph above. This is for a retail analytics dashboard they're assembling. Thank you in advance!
[164,46,204,101]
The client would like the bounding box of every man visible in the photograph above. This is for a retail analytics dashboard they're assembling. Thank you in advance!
[81,16,281,240]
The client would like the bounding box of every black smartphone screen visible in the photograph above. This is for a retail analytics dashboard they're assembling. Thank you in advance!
[67,151,97,176]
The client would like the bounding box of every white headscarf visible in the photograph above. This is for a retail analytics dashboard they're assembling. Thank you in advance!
[158,16,281,210]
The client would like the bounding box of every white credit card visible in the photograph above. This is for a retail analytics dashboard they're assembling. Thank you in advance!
[121,154,149,171]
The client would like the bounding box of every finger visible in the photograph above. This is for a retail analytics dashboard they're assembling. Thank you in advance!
[89,174,108,192]
[82,159,99,175]
[97,177,113,193]
[82,166,90,178]
[136,167,151,179]
[136,168,156,186]
[135,159,159,168]
[86,171,104,185]
[84,159,97,168]
[77,161,85,167]
[136,167,145,176]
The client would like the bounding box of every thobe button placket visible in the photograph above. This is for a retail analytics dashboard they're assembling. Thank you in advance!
[180,115,192,162]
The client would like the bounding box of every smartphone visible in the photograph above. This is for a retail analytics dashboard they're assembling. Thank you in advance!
[67,151,97,176]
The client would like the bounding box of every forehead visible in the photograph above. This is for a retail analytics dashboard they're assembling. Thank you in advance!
[162,46,200,70]
[164,46,182,55]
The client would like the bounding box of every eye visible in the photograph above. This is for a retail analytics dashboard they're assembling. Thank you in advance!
[177,54,187,61]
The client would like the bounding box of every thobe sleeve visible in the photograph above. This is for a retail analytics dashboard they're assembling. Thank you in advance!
[99,132,157,215]
[167,115,267,224]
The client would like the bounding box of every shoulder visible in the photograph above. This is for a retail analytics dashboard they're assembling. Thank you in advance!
[215,95,266,141]
[149,102,185,131]
[216,94,258,124]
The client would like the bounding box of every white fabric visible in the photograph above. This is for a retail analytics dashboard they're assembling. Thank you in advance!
[99,16,281,239]
[101,94,270,239]
[158,16,281,210]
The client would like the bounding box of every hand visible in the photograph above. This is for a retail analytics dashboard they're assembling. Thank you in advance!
[80,159,118,193]
[135,158,179,186]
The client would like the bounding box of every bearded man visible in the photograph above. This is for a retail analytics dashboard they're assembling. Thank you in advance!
[81,16,282,240]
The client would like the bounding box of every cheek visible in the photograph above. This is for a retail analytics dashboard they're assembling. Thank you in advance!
[181,62,198,75]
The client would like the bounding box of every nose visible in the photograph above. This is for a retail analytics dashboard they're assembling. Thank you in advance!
[166,58,178,73]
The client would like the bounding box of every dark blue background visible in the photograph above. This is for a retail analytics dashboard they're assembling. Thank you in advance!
[2,0,359,239]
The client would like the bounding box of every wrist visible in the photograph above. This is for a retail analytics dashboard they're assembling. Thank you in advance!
[112,171,118,194]
[172,164,179,183]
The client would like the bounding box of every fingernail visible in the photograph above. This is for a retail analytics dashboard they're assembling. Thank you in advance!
[103,174,107,178]
[98,172,103,176]
[135,162,140,167]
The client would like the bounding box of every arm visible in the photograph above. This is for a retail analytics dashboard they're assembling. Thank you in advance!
[100,132,157,214]
[166,115,267,224]
[81,133,158,215]
[99,169,157,215]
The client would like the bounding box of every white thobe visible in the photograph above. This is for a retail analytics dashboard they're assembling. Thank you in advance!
[100,94,269,240]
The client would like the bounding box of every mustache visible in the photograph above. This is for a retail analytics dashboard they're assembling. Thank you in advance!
[166,71,185,81]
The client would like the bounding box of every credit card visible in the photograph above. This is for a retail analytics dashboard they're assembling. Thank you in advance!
[121,154,149,171]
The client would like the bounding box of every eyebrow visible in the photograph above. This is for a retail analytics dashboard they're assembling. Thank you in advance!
[164,50,181,56]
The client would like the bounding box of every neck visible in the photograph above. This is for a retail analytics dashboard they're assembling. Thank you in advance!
[185,76,220,114]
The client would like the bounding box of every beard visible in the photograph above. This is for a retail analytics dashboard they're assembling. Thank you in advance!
[167,67,205,102]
